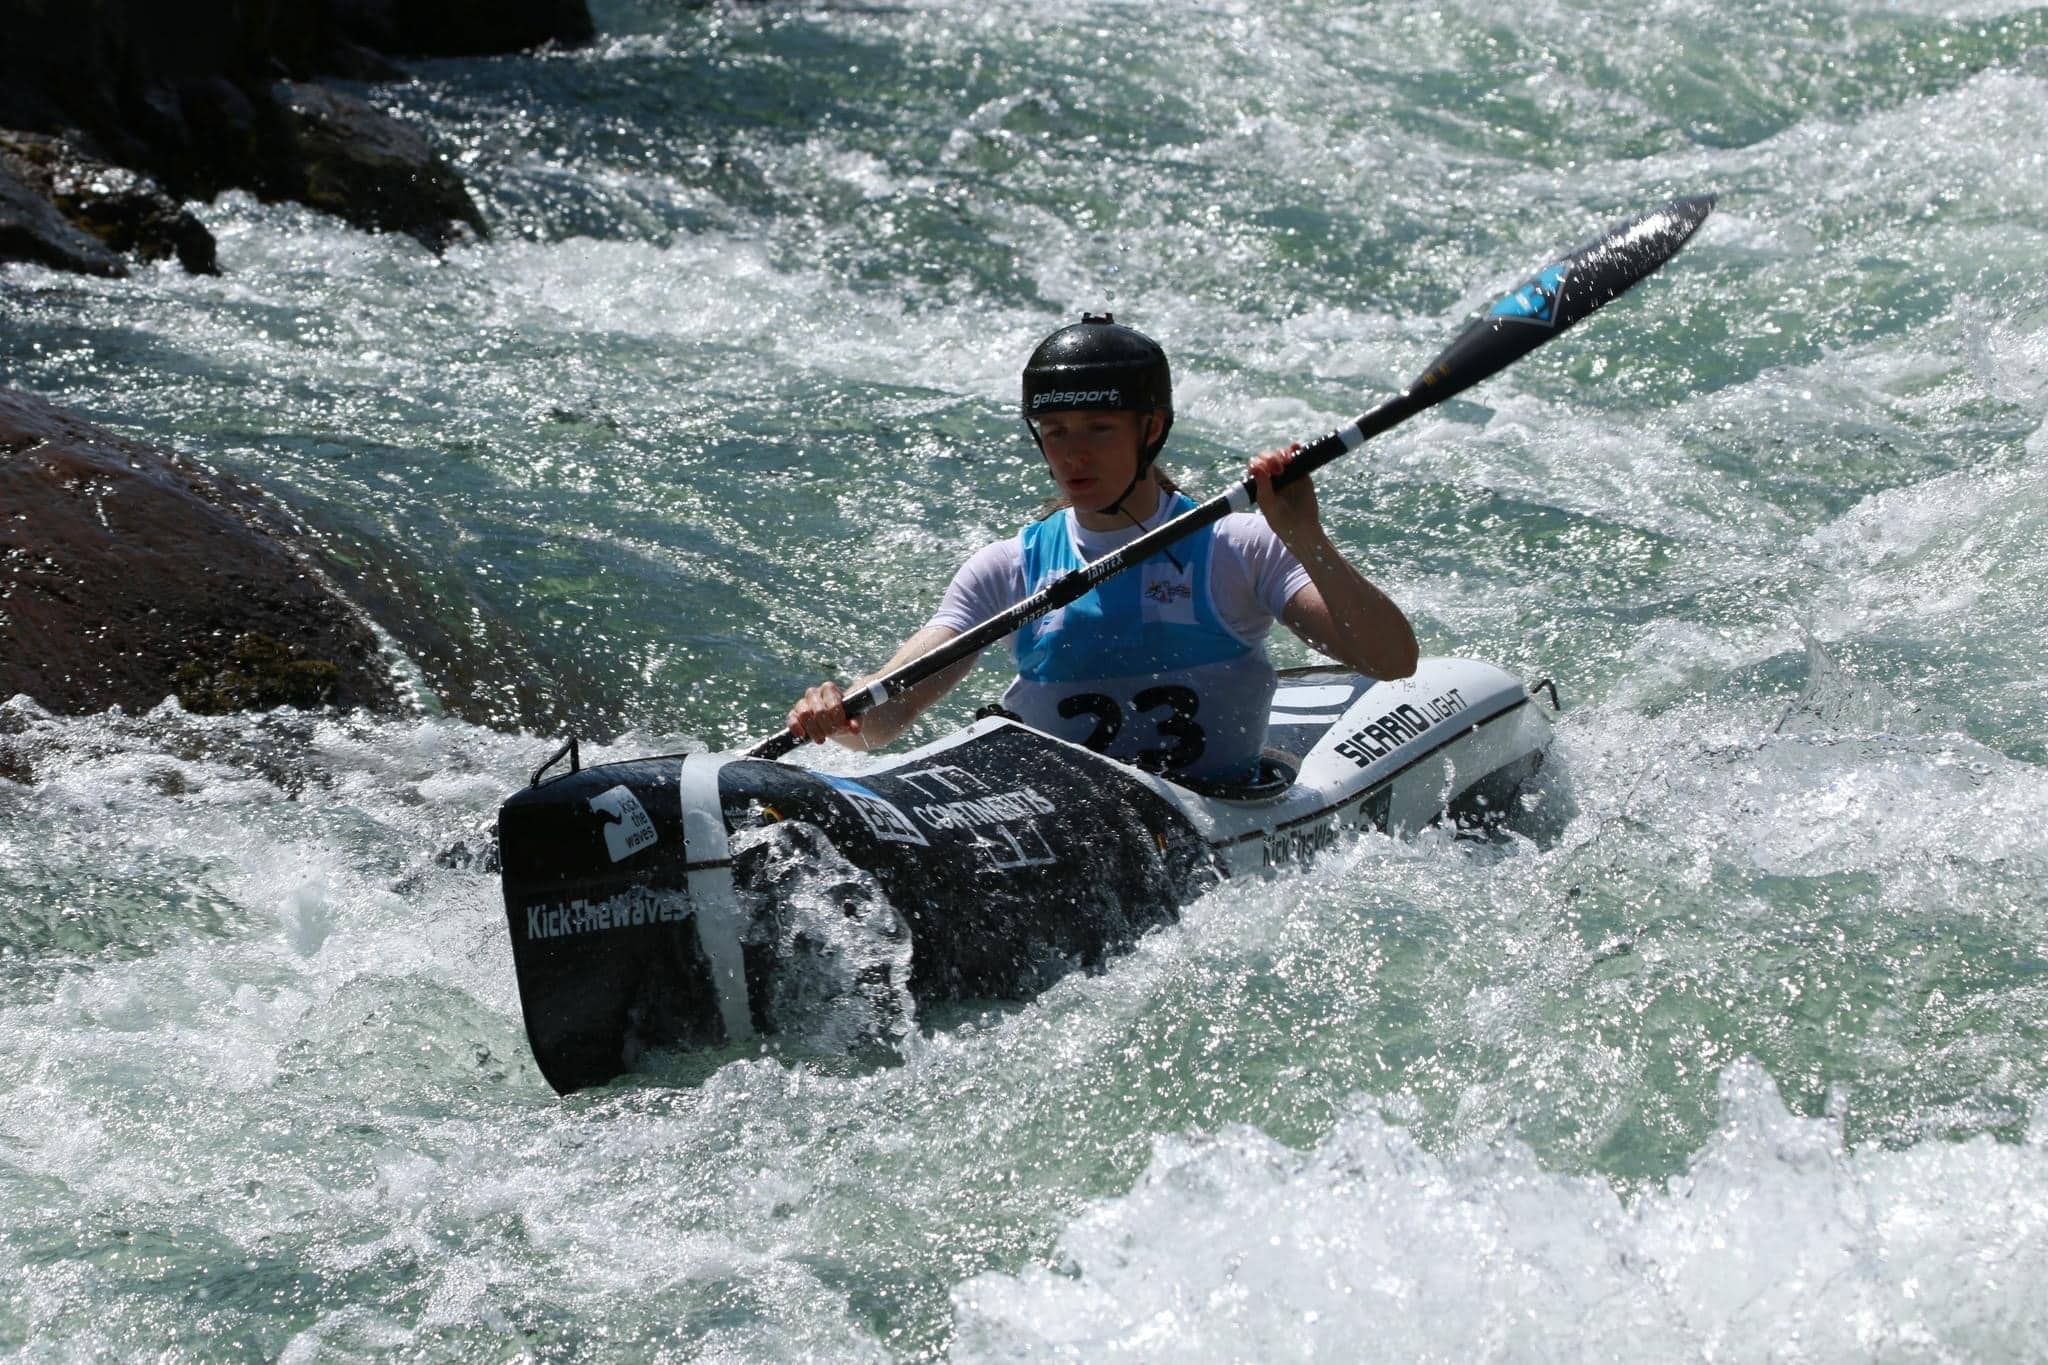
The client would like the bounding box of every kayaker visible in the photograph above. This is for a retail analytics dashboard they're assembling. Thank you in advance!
[787,313,1418,784]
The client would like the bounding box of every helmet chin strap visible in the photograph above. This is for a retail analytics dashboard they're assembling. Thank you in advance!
[1092,410,1166,517]
[1096,466,1147,519]
[1108,478,1182,572]
[1096,428,1184,572]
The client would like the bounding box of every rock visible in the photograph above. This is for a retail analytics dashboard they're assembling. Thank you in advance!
[0,132,217,275]
[328,0,596,58]
[0,0,595,272]
[0,4,327,191]
[172,633,348,714]
[0,152,129,277]
[275,82,487,250]
[0,390,404,719]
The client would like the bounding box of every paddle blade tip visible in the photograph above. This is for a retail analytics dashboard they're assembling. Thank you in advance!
[1656,192,1716,242]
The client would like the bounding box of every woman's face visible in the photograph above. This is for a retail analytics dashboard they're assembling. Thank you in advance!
[1032,409,1155,507]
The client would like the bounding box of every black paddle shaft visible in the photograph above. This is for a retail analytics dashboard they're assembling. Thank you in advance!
[748,194,1715,762]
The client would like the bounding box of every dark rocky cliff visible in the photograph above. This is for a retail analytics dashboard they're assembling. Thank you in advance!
[0,0,594,271]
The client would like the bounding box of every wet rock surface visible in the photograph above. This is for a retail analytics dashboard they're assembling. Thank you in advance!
[275,81,486,250]
[0,152,128,278]
[0,389,405,719]
[330,0,597,59]
[0,132,217,276]
[0,2,607,731]
[0,0,591,273]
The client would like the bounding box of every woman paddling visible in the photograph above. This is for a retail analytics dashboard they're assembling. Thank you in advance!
[787,314,1418,785]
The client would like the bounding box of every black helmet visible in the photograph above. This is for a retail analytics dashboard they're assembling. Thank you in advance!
[1021,312,1174,464]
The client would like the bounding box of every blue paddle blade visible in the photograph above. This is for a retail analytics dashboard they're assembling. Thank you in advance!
[1414,194,1715,401]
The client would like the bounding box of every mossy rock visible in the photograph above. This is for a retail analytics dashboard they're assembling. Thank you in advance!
[174,633,345,714]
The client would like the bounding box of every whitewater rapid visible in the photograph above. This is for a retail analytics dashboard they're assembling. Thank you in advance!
[5,0,2047,1356]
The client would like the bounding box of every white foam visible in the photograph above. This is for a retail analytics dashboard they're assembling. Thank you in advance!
[1799,452,2048,644]
[953,1061,2048,1361]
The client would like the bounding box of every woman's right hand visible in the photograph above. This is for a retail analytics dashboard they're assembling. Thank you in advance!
[787,680,857,745]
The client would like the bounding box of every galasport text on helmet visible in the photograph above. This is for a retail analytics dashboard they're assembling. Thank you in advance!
[1020,313,1175,466]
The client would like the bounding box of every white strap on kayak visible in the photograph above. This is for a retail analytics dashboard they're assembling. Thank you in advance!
[678,752,755,1043]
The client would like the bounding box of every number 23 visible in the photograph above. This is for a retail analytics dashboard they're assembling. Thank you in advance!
[1056,685,1207,773]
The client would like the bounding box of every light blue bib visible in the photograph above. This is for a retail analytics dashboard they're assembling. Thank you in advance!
[1004,494,1275,783]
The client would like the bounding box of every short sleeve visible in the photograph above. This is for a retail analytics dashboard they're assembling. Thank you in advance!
[924,537,1027,636]
[1213,514,1313,628]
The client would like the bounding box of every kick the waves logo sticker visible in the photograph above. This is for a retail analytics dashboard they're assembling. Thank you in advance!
[524,886,688,942]
[589,784,658,863]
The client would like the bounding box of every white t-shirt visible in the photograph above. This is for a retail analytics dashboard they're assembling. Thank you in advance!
[925,486,1314,653]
